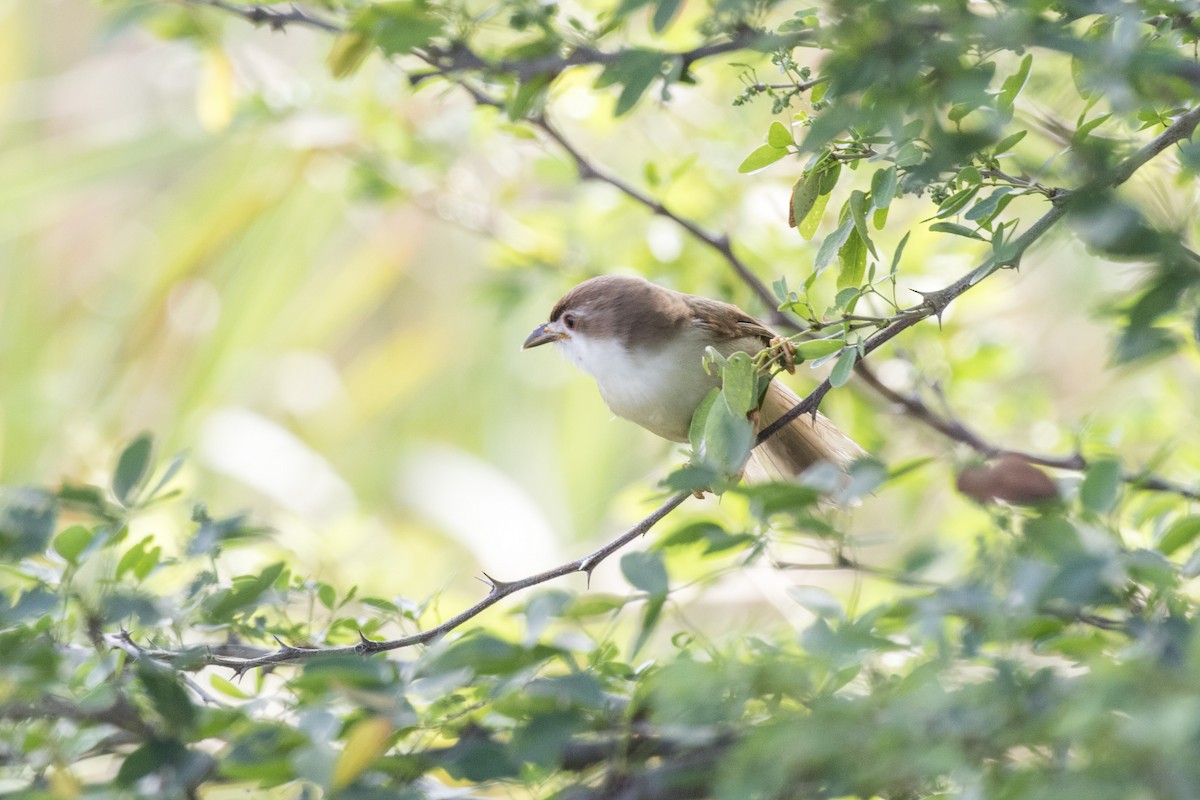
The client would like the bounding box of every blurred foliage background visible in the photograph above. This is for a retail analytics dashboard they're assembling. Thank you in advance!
[8,0,1196,598]
[4,0,1200,796]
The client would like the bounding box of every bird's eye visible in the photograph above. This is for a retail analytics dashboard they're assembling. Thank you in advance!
[563,313,577,330]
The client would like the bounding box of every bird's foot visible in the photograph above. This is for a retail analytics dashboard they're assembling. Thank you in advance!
[768,336,797,373]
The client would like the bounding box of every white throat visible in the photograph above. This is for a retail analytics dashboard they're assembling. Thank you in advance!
[555,328,722,443]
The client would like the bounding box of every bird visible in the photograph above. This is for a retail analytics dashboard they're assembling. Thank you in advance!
[522,275,862,480]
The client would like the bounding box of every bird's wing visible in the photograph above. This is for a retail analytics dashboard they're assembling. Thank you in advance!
[685,295,776,344]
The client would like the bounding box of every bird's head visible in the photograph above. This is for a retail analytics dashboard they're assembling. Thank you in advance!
[522,275,681,355]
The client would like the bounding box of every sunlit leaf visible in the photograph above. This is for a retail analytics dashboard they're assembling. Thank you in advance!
[332,717,393,789]
[1158,516,1200,557]
[768,121,794,148]
[793,339,844,360]
[53,525,93,565]
[738,144,789,173]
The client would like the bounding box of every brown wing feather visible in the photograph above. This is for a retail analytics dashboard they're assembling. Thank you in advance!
[682,294,776,344]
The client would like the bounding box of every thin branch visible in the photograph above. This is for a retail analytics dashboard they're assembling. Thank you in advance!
[0,694,155,739]
[756,103,1200,442]
[534,117,788,324]
[119,492,690,674]
[420,28,811,83]
[855,362,1200,501]
[153,2,1200,670]
[773,556,941,587]
[181,0,343,33]
[853,362,1086,470]
[178,0,804,326]
[180,0,808,85]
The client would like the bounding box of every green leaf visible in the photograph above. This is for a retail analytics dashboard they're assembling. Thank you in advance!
[891,231,909,274]
[872,206,888,230]
[631,595,664,659]
[793,338,845,360]
[829,347,857,387]
[958,165,982,185]
[839,456,887,501]
[318,583,337,610]
[507,73,552,121]
[53,525,94,565]
[816,160,841,194]
[722,352,757,416]
[440,735,519,782]
[702,393,754,479]
[117,537,153,579]
[1076,113,1112,140]
[767,121,794,148]
[1159,515,1200,557]
[798,189,832,240]
[421,633,546,677]
[689,388,720,455]
[835,287,861,312]
[948,102,973,123]
[847,189,876,257]
[357,1,445,56]
[870,166,896,209]
[964,187,1013,223]
[929,222,985,240]
[145,454,185,502]
[894,141,923,167]
[113,433,153,507]
[657,521,753,554]
[999,54,1032,110]
[0,487,58,558]
[651,0,682,32]
[790,175,819,230]
[203,562,286,622]
[662,463,720,493]
[598,50,667,116]
[621,550,669,598]
[836,228,867,290]
[738,144,788,174]
[992,129,1026,156]
[935,186,980,218]
[138,660,197,733]
[814,218,854,274]
[326,32,373,79]
[1080,459,1121,514]
[210,674,252,699]
[117,739,193,786]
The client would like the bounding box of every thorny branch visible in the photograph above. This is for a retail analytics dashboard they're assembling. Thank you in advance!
[182,0,342,32]
[116,492,690,675]
[152,1,1200,674]
[854,362,1200,502]
[753,104,1200,442]
[179,0,808,84]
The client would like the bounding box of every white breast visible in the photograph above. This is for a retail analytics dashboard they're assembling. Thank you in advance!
[557,328,754,443]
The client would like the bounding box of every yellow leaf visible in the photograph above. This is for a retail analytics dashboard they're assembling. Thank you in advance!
[197,48,234,132]
[48,766,81,798]
[331,716,393,790]
[326,32,373,79]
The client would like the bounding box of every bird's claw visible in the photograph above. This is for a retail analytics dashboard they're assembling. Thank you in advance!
[768,336,797,373]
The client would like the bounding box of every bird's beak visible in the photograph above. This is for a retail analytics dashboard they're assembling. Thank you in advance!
[523,322,566,349]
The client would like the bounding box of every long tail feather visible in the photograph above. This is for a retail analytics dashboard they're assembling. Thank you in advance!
[746,380,864,482]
